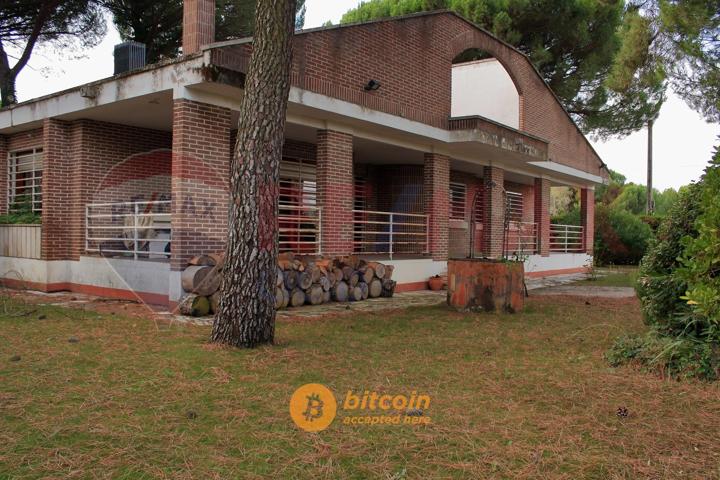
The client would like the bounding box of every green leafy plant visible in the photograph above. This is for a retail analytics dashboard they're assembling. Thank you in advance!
[0,196,41,224]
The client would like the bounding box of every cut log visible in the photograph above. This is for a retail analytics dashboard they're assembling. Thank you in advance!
[209,292,221,314]
[188,254,217,267]
[278,252,295,263]
[383,264,395,280]
[333,268,344,284]
[281,288,290,309]
[361,266,375,284]
[319,275,331,292]
[307,265,322,283]
[322,290,331,304]
[381,279,397,298]
[179,294,211,317]
[298,271,313,290]
[284,270,298,290]
[276,267,284,287]
[368,262,386,279]
[278,259,293,271]
[209,252,225,267]
[368,278,382,298]
[275,287,285,309]
[331,281,349,302]
[359,282,369,300]
[341,266,354,281]
[349,285,363,302]
[181,265,221,296]
[305,285,324,305]
[289,288,306,308]
[348,271,360,287]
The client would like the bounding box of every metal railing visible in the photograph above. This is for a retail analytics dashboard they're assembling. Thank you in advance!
[353,209,428,259]
[504,221,538,256]
[279,204,321,255]
[550,224,584,253]
[86,201,171,260]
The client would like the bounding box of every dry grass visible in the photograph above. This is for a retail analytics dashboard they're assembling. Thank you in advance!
[1,287,720,479]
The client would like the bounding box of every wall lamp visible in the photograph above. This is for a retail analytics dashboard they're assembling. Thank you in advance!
[364,79,381,91]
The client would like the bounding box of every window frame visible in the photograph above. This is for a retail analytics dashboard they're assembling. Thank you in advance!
[449,181,467,220]
[7,147,43,214]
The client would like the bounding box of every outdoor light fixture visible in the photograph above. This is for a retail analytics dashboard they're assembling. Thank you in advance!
[364,79,381,91]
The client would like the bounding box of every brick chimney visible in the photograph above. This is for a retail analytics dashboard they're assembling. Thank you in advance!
[183,0,216,55]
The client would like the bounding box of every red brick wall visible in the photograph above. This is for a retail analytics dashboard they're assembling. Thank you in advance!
[171,99,232,270]
[316,130,354,256]
[183,0,215,55]
[580,187,594,255]
[0,135,6,215]
[534,178,551,256]
[482,166,505,258]
[281,13,605,177]
[423,153,449,261]
[37,119,172,261]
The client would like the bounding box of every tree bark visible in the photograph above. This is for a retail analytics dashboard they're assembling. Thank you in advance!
[211,0,296,348]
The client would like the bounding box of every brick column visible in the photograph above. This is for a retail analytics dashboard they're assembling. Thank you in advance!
[534,177,551,257]
[316,130,354,257]
[171,99,232,271]
[580,187,595,255]
[481,166,504,259]
[183,0,215,55]
[41,119,82,260]
[423,153,449,261]
[0,135,7,214]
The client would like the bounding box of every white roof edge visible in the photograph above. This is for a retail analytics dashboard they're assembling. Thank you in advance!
[528,161,606,185]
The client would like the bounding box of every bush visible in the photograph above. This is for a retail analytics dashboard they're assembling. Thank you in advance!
[594,205,653,265]
[0,198,41,225]
[607,332,720,380]
[636,183,703,334]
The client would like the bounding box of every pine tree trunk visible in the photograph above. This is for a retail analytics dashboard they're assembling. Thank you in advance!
[210,0,297,348]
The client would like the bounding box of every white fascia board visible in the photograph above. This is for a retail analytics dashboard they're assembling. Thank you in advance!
[527,161,606,186]
[0,56,206,132]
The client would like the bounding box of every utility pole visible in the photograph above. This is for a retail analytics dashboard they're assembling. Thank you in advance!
[646,119,654,215]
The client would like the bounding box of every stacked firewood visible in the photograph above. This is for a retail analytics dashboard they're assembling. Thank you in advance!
[178,253,396,316]
[275,253,396,309]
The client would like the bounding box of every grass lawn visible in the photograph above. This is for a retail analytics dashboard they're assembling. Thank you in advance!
[2,288,720,479]
[573,266,639,288]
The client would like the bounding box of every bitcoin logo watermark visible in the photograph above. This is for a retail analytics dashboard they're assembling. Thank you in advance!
[289,384,337,432]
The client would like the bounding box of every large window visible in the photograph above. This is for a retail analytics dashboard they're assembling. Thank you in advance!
[449,182,466,220]
[8,148,43,213]
[279,158,319,253]
[506,191,523,222]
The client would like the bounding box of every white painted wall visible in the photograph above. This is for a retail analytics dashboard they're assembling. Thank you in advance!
[524,253,592,274]
[451,59,520,129]
[383,259,448,285]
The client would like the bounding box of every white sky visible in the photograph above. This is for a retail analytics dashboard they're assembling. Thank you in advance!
[12,0,719,190]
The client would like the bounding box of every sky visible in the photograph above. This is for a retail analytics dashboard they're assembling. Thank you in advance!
[12,0,719,191]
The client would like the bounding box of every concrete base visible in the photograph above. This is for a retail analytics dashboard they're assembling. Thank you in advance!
[0,256,170,305]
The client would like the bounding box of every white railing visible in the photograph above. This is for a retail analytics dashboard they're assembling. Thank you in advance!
[279,204,321,255]
[353,209,428,260]
[550,224,584,253]
[86,201,171,260]
[504,221,538,256]
[0,224,41,259]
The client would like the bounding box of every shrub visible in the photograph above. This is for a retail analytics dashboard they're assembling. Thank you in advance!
[0,198,41,225]
[594,205,653,265]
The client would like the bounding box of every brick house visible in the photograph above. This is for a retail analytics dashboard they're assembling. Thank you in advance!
[0,3,607,307]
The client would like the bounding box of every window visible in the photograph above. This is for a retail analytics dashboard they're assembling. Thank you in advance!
[279,158,319,253]
[450,182,466,220]
[506,191,523,222]
[8,148,43,213]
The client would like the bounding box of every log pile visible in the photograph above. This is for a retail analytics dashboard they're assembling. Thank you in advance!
[178,253,396,317]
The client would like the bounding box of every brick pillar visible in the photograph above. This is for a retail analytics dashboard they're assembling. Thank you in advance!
[0,135,7,215]
[41,119,81,260]
[171,99,232,271]
[481,166,504,259]
[423,153,449,261]
[316,130,354,257]
[534,177,551,257]
[580,187,595,255]
[183,0,215,55]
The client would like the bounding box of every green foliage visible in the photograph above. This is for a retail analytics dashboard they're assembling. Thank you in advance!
[0,1,106,105]
[0,198,41,224]
[340,0,664,138]
[607,332,720,380]
[105,0,307,63]
[610,183,647,215]
[678,145,720,333]
[637,181,703,334]
[594,205,653,265]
